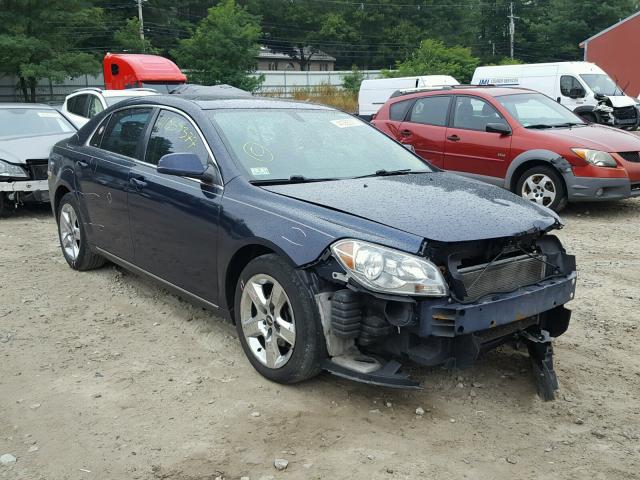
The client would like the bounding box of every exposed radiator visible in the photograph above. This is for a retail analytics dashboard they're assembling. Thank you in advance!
[457,253,546,302]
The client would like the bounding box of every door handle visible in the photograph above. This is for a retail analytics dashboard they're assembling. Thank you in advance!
[447,134,460,142]
[129,177,147,189]
[76,160,89,168]
[399,129,412,137]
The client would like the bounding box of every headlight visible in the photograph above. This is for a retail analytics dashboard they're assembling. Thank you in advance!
[331,239,449,297]
[0,159,29,178]
[571,148,617,167]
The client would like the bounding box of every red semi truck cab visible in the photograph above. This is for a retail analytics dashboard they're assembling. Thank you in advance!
[103,53,187,93]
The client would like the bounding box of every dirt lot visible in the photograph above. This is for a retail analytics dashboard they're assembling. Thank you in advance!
[1,200,639,480]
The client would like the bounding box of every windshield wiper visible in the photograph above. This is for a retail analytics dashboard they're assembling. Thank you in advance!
[249,175,339,185]
[353,168,425,179]
[525,124,554,129]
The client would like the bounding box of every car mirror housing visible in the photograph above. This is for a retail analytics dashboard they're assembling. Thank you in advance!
[485,123,512,135]
[157,153,207,179]
[569,87,586,99]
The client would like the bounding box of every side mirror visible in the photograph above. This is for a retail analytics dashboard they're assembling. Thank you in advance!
[485,123,512,135]
[569,87,585,99]
[157,153,207,178]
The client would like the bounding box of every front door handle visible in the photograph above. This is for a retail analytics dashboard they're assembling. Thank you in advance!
[399,129,412,137]
[129,177,147,189]
[76,160,89,168]
[447,134,460,142]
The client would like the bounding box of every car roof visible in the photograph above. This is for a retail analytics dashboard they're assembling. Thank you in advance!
[392,86,536,101]
[119,94,334,111]
[0,103,57,109]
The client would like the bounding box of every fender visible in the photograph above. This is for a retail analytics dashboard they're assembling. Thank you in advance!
[505,149,572,190]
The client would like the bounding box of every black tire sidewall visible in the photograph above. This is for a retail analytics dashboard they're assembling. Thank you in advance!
[516,165,567,212]
[57,192,92,270]
[234,254,326,384]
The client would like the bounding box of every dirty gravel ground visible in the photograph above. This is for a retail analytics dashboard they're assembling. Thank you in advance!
[1,200,639,480]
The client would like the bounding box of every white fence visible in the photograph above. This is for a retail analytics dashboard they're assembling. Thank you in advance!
[0,70,383,103]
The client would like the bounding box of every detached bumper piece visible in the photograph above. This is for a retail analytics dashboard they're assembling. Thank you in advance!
[323,357,420,389]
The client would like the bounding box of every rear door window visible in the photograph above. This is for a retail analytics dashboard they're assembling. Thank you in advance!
[144,110,208,166]
[100,108,153,159]
[452,96,505,131]
[407,96,451,126]
[88,95,104,117]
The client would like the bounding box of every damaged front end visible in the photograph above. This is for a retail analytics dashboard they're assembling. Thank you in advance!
[308,230,576,400]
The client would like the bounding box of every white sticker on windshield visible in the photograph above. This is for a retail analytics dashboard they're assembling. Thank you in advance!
[251,167,270,176]
[330,118,363,128]
[37,112,61,118]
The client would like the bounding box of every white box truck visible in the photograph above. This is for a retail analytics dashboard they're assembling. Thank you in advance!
[358,75,459,120]
[472,62,639,128]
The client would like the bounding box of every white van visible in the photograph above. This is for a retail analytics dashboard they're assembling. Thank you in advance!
[358,75,459,120]
[472,62,638,128]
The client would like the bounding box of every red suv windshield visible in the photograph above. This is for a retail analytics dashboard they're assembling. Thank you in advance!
[496,93,585,128]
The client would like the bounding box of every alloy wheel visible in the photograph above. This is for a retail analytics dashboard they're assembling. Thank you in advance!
[521,173,557,207]
[239,274,296,369]
[59,203,81,261]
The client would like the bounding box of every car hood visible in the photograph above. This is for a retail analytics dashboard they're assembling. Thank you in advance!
[0,132,74,164]
[263,172,560,243]
[535,124,640,152]
[607,96,636,108]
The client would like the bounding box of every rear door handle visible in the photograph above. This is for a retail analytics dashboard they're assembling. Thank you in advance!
[399,129,412,137]
[76,160,89,168]
[447,135,460,142]
[129,177,147,189]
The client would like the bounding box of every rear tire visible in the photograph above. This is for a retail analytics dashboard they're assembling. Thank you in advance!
[56,192,106,271]
[516,165,567,212]
[234,254,326,384]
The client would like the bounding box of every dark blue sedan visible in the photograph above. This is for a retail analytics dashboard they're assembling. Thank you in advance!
[48,94,576,399]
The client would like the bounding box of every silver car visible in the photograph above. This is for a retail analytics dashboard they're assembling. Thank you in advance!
[0,104,76,216]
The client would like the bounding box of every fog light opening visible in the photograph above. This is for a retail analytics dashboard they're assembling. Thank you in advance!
[596,187,604,197]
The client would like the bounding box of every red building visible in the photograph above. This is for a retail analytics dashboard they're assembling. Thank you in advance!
[580,11,640,97]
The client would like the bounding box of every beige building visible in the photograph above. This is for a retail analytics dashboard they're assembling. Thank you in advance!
[257,46,336,71]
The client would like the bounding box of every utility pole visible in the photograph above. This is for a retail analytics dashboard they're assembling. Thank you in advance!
[137,0,144,42]
[508,2,519,59]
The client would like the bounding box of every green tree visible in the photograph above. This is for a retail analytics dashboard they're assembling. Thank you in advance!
[114,18,159,54]
[386,39,481,84]
[342,65,365,94]
[0,0,103,102]
[172,0,263,92]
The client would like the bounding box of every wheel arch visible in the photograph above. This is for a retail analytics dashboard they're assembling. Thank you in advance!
[223,240,300,322]
[506,150,571,192]
[53,184,72,219]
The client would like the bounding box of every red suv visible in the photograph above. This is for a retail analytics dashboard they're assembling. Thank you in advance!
[372,86,640,211]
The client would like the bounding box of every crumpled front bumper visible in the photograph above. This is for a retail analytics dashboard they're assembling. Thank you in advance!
[417,272,577,338]
[0,179,49,194]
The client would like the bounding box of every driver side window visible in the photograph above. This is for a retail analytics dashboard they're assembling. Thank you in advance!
[560,76,582,97]
[145,110,209,166]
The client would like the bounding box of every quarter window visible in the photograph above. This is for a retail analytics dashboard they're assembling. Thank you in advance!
[560,76,582,97]
[89,115,111,147]
[389,99,414,121]
[100,108,153,159]
[452,97,504,131]
[145,110,208,166]
[67,94,90,117]
[408,96,451,126]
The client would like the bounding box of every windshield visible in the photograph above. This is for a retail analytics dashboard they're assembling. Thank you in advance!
[496,93,584,128]
[580,74,624,96]
[0,108,76,139]
[208,109,432,181]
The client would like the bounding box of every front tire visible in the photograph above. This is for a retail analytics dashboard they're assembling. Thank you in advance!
[56,192,106,270]
[516,165,567,212]
[234,254,326,384]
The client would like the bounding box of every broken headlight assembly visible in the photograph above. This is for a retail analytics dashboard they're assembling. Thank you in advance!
[571,148,617,168]
[0,159,29,179]
[331,239,448,297]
